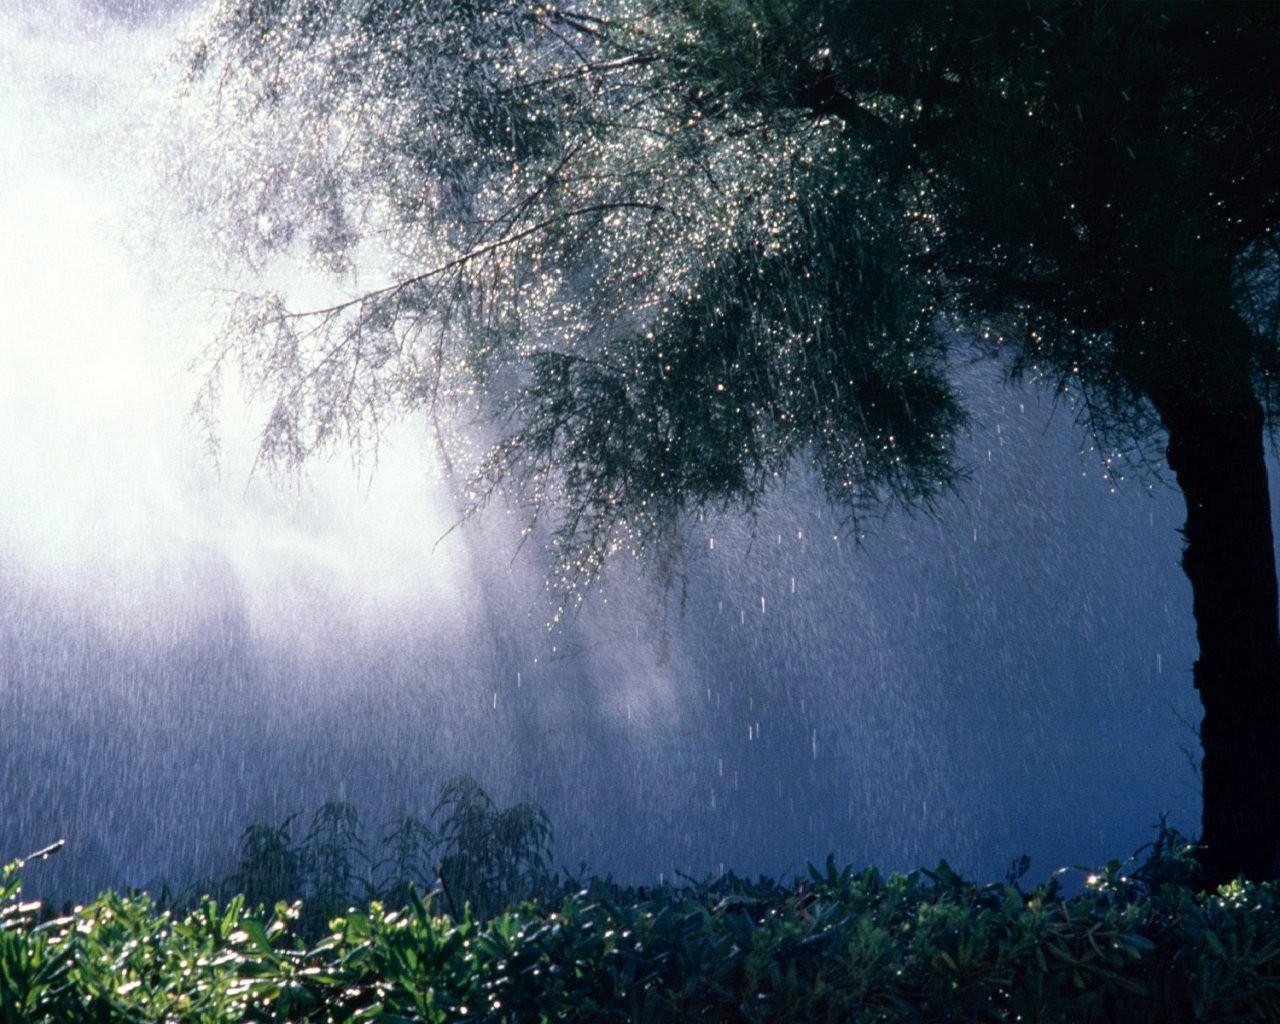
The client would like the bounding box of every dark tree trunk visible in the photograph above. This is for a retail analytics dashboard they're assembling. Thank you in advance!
[1158,379,1280,886]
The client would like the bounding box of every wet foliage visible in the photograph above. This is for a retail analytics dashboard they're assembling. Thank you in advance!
[9,827,1280,1021]
[171,0,1280,593]
[173,0,965,606]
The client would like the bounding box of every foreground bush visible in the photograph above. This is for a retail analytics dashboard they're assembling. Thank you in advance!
[5,835,1280,1022]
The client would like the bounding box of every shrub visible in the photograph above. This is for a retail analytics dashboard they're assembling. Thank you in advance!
[11,822,1280,1021]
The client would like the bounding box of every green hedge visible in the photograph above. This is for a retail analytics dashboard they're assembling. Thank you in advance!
[5,836,1280,1022]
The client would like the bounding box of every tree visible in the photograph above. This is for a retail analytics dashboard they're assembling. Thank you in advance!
[725,0,1280,887]
[174,1,1280,884]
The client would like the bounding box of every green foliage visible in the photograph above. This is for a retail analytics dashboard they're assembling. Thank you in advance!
[11,827,1280,1021]
[173,0,1280,596]
[174,0,966,605]
[220,775,553,936]
[1,843,75,1024]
